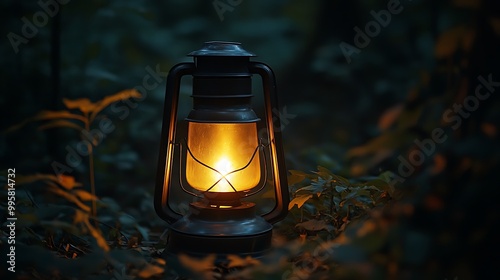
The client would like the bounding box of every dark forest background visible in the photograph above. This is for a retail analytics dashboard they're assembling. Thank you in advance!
[1,0,500,279]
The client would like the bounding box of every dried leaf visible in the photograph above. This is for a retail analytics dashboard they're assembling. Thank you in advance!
[356,220,377,237]
[424,195,443,211]
[90,89,142,122]
[137,264,164,279]
[178,253,216,273]
[227,254,261,268]
[5,109,87,133]
[47,185,90,212]
[346,130,412,158]
[4,119,31,133]
[431,154,447,175]
[38,119,83,131]
[72,189,98,201]
[14,174,53,186]
[57,175,81,190]
[34,110,87,123]
[289,194,313,210]
[84,218,110,251]
[299,233,307,244]
[350,164,366,177]
[481,123,497,138]
[378,104,404,131]
[461,28,476,52]
[13,174,81,190]
[63,98,96,114]
[73,209,88,224]
[452,0,481,9]
[435,26,475,58]
[490,17,500,35]
[435,28,460,58]
[153,258,166,266]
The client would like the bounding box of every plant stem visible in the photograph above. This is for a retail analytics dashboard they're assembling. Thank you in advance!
[84,118,97,225]
[89,144,96,219]
[330,182,334,216]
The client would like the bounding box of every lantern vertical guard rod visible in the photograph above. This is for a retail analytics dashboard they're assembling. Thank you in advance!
[249,62,289,224]
[154,62,195,224]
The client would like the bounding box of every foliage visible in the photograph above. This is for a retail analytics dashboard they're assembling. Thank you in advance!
[1,165,395,279]
[1,0,499,279]
[287,167,393,235]
[6,89,141,219]
[1,90,168,279]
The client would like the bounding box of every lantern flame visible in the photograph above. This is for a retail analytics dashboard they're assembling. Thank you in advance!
[185,123,261,193]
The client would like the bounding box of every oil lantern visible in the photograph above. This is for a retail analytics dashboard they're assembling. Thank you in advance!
[154,41,289,258]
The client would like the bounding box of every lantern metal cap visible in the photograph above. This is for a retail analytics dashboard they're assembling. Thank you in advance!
[188,41,256,57]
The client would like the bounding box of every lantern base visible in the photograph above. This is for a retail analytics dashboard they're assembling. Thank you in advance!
[163,201,273,259]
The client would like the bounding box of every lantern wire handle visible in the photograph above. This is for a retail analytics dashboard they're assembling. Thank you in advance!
[176,139,270,198]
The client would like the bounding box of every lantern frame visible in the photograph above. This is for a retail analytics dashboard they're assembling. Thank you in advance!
[154,41,289,257]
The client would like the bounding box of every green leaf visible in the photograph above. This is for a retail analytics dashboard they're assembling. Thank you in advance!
[289,194,313,210]
[288,170,308,186]
[295,185,317,194]
[295,219,332,232]
[135,224,150,241]
[355,188,374,197]
[314,166,333,179]
[335,185,347,193]
[342,188,370,200]
[296,177,327,196]
[311,177,330,196]
[341,191,352,200]
[119,214,136,226]
[331,174,350,186]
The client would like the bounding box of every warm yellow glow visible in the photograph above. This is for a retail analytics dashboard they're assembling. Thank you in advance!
[185,122,261,193]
